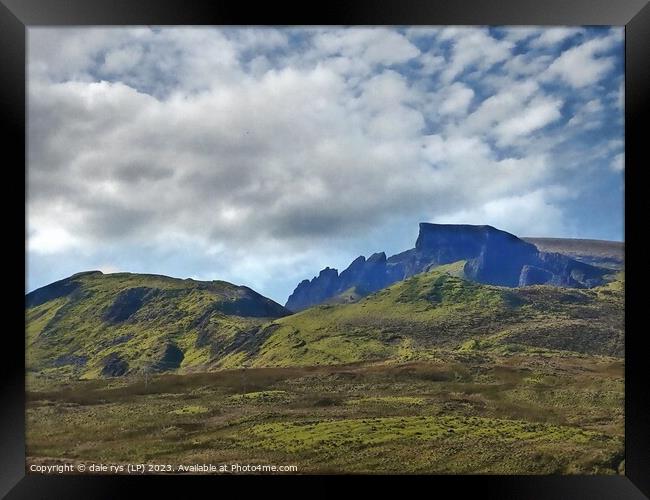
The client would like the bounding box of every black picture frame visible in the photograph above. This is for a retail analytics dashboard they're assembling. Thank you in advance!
[2,1,648,497]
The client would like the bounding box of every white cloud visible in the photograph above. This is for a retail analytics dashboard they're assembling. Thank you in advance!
[28,28,123,81]
[357,70,418,110]
[312,28,420,67]
[465,80,539,131]
[439,189,568,237]
[26,27,625,299]
[610,153,624,172]
[458,79,564,147]
[439,82,474,116]
[503,53,553,77]
[417,52,446,75]
[501,27,543,43]
[438,27,514,83]
[404,27,442,40]
[228,28,289,52]
[97,264,122,274]
[567,98,604,129]
[102,45,144,74]
[493,96,563,145]
[543,32,619,88]
[529,27,583,48]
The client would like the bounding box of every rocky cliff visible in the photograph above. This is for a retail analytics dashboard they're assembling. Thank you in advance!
[285,223,610,311]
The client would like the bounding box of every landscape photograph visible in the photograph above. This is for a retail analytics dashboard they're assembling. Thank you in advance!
[26,26,625,475]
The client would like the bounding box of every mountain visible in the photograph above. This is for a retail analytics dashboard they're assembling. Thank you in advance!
[244,263,624,367]
[26,271,290,380]
[26,264,624,381]
[26,264,625,475]
[523,237,624,270]
[286,223,612,311]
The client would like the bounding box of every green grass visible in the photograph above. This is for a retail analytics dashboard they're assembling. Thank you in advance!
[26,266,624,385]
[26,271,288,382]
[246,414,611,453]
[26,354,624,474]
[169,405,209,415]
[24,265,625,474]
[345,396,426,406]
[225,390,294,405]
[248,266,624,367]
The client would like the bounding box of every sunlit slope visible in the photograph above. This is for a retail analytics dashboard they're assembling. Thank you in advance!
[26,265,624,379]
[26,271,290,380]
[250,263,624,367]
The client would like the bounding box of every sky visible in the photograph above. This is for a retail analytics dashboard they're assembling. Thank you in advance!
[26,26,624,304]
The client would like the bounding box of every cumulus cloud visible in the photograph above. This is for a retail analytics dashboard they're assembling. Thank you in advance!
[529,27,583,48]
[459,79,565,147]
[567,98,605,129]
[101,45,144,74]
[438,27,514,83]
[439,82,475,116]
[543,31,620,88]
[439,189,568,237]
[27,27,625,300]
[312,28,420,67]
[610,153,624,172]
[493,96,563,145]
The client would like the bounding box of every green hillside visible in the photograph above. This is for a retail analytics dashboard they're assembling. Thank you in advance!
[249,262,623,367]
[26,271,290,383]
[25,265,625,474]
[26,264,623,384]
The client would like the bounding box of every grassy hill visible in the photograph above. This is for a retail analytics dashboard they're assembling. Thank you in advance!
[26,271,290,383]
[27,263,623,386]
[249,262,623,367]
[25,265,625,474]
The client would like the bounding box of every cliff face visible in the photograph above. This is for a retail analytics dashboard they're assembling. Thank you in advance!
[285,253,399,312]
[285,223,610,312]
[285,268,341,313]
[416,224,539,286]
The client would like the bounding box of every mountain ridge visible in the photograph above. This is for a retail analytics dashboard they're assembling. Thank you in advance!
[26,271,291,380]
[285,223,613,311]
[247,262,624,368]
[26,262,624,381]
[523,237,624,270]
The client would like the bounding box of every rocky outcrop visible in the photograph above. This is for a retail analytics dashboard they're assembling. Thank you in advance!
[286,267,341,312]
[418,224,539,287]
[100,352,129,377]
[103,287,157,323]
[519,265,554,286]
[285,223,610,311]
[523,251,608,287]
[523,237,624,270]
[217,287,293,318]
[150,343,184,372]
[286,252,409,311]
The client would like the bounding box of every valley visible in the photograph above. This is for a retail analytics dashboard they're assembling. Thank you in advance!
[25,227,625,474]
[26,353,624,474]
